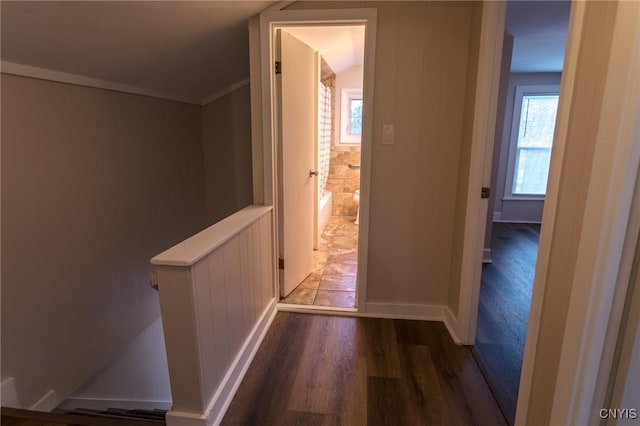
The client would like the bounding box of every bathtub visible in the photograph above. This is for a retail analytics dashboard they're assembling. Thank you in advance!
[317,191,333,247]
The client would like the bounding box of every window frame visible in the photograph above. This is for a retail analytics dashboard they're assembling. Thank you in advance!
[504,84,560,199]
[339,88,363,145]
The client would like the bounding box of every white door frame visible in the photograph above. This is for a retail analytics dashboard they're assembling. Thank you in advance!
[256,6,377,310]
[451,1,507,344]
[546,2,640,423]
[456,0,640,424]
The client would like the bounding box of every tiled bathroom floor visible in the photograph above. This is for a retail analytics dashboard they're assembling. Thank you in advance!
[280,215,358,308]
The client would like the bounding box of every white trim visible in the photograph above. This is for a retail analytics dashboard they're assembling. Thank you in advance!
[456,2,506,345]
[201,79,250,106]
[277,303,358,315]
[514,2,587,422]
[338,88,363,144]
[165,300,277,426]
[501,196,545,202]
[29,390,57,412]
[1,377,21,409]
[278,302,464,344]
[493,219,542,225]
[1,61,200,105]
[503,84,560,199]
[364,302,445,321]
[264,1,294,14]
[151,205,272,266]
[444,307,464,345]
[549,2,640,423]
[58,398,172,412]
[493,211,503,222]
[258,8,377,317]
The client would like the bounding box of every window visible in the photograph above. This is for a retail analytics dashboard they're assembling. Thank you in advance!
[506,85,560,197]
[339,88,362,144]
[348,98,363,135]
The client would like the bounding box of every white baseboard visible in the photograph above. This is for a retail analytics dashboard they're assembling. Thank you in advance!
[364,303,467,345]
[444,307,464,345]
[166,299,278,426]
[29,389,57,412]
[493,211,502,221]
[493,219,543,224]
[1,377,21,408]
[58,397,172,412]
[482,248,492,264]
[363,302,445,321]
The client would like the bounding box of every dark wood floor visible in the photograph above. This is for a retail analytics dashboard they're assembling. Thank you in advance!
[474,223,540,425]
[223,312,507,425]
[1,407,160,426]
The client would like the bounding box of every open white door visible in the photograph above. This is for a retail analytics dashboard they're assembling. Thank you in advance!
[278,30,316,297]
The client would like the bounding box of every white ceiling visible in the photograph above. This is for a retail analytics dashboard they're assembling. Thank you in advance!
[1,1,570,105]
[283,26,364,74]
[1,1,276,104]
[506,1,571,73]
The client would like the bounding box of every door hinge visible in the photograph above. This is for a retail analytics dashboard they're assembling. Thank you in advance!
[481,187,491,199]
[275,61,282,75]
[279,258,284,269]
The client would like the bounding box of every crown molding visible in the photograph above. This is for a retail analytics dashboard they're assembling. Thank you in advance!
[1,61,200,105]
[201,78,250,106]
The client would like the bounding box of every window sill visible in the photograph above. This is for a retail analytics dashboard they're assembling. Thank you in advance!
[502,196,546,201]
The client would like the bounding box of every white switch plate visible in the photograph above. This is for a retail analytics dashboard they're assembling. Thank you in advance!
[382,124,395,145]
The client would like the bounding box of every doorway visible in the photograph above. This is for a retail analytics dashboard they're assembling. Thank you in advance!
[273,24,368,310]
[472,2,570,424]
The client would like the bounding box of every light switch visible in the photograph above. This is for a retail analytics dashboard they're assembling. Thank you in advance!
[382,124,395,145]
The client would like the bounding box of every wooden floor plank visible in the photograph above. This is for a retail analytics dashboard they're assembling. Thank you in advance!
[474,223,540,425]
[223,313,506,425]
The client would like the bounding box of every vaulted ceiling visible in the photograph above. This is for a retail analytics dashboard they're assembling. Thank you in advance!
[506,1,571,73]
[1,1,276,104]
[284,26,364,75]
[1,1,571,106]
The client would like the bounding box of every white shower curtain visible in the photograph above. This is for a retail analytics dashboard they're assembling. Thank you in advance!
[318,81,332,199]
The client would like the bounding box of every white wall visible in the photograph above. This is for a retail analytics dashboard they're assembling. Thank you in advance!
[523,2,622,422]
[608,267,640,426]
[202,84,254,225]
[493,72,562,223]
[287,1,482,309]
[59,318,172,410]
[334,64,363,147]
[1,74,206,408]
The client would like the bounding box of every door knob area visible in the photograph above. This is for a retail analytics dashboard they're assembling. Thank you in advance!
[309,170,319,177]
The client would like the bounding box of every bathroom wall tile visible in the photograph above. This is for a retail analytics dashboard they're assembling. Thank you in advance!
[329,164,351,179]
[330,150,348,164]
[326,178,344,192]
[343,179,360,193]
[333,192,354,207]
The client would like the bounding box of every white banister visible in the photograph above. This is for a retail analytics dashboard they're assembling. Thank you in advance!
[151,205,276,426]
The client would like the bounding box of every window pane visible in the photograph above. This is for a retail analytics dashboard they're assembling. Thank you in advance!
[513,148,552,194]
[349,99,362,135]
[513,93,558,195]
[517,95,558,148]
